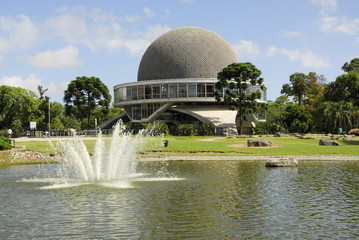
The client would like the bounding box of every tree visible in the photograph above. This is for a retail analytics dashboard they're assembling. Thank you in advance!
[342,58,359,73]
[317,101,359,133]
[37,85,48,100]
[0,86,40,132]
[64,76,111,129]
[215,62,266,135]
[324,58,359,106]
[281,72,307,105]
[283,103,312,133]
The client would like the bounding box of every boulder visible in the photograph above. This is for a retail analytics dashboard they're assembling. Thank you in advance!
[343,134,354,141]
[247,139,272,147]
[298,136,314,140]
[274,132,289,137]
[265,158,298,167]
[319,137,339,146]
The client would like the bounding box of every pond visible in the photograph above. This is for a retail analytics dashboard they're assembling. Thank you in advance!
[1,160,359,239]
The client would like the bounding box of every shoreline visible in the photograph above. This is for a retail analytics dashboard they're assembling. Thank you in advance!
[138,155,359,162]
[2,153,359,167]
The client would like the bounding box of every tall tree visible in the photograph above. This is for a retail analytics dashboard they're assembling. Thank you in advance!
[281,72,307,105]
[215,62,266,135]
[64,76,111,129]
[0,86,40,132]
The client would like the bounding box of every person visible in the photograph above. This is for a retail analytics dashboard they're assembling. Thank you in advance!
[7,128,12,138]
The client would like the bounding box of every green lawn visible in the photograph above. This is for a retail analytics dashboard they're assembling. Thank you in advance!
[158,135,359,156]
[2,134,358,166]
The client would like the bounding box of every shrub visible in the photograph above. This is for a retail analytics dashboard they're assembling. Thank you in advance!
[254,122,287,135]
[178,124,196,136]
[125,122,147,134]
[147,122,169,136]
[349,128,359,136]
[198,122,215,136]
[0,136,12,150]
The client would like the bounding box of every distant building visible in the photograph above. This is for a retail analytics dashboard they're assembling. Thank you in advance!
[111,27,266,135]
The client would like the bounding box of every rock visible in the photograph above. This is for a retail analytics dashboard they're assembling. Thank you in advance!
[247,139,272,147]
[298,136,315,139]
[319,137,339,146]
[274,132,289,137]
[343,134,354,141]
[265,157,298,167]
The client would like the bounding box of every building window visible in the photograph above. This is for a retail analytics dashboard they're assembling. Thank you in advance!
[179,83,187,98]
[117,87,127,102]
[145,85,152,99]
[169,84,178,98]
[152,84,160,99]
[161,84,168,98]
[206,84,214,97]
[126,87,132,101]
[131,86,137,100]
[197,83,205,97]
[138,85,144,100]
[188,83,196,97]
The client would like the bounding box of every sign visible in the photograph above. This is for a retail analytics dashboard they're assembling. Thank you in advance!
[30,121,36,130]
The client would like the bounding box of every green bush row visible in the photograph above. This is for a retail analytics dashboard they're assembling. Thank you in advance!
[125,122,215,136]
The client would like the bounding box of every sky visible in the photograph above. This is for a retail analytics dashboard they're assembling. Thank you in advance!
[0,0,358,103]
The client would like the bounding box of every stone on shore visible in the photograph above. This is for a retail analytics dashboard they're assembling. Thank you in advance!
[265,157,298,167]
[319,137,339,146]
[247,139,272,147]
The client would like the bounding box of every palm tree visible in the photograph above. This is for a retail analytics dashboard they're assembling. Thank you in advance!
[317,101,359,133]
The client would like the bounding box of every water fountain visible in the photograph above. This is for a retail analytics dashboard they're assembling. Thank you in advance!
[35,121,180,189]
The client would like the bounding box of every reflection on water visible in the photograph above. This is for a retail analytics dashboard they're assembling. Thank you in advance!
[1,161,359,239]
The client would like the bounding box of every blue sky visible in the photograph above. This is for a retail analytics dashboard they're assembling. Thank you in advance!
[0,0,358,103]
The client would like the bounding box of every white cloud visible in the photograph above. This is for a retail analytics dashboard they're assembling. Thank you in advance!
[319,16,359,36]
[267,46,331,68]
[162,9,171,20]
[310,0,337,12]
[232,40,260,60]
[123,15,141,23]
[44,14,89,45]
[0,74,42,92]
[0,73,68,100]
[180,0,195,4]
[0,14,39,53]
[28,45,83,68]
[279,30,303,38]
[44,8,171,56]
[106,25,171,56]
[144,7,155,18]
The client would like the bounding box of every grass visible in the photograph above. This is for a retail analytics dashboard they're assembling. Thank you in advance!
[157,135,359,157]
[1,134,358,167]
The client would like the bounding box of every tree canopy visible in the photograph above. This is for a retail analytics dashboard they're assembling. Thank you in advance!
[342,58,359,73]
[0,86,40,132]
[281,72,307,105]
[215,62,266,135]
[64,76,111,129]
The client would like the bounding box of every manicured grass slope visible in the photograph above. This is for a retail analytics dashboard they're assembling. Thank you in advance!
[5,135,359,160]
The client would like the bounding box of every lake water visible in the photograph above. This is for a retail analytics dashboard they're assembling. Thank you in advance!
[1,160,359,239]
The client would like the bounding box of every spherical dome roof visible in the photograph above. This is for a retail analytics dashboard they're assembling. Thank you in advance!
[137,27,238,81]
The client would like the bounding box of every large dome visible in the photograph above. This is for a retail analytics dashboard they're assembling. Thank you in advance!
[137,27,238,81]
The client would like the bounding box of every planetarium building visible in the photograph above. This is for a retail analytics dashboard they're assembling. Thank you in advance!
[113,27,266,135]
